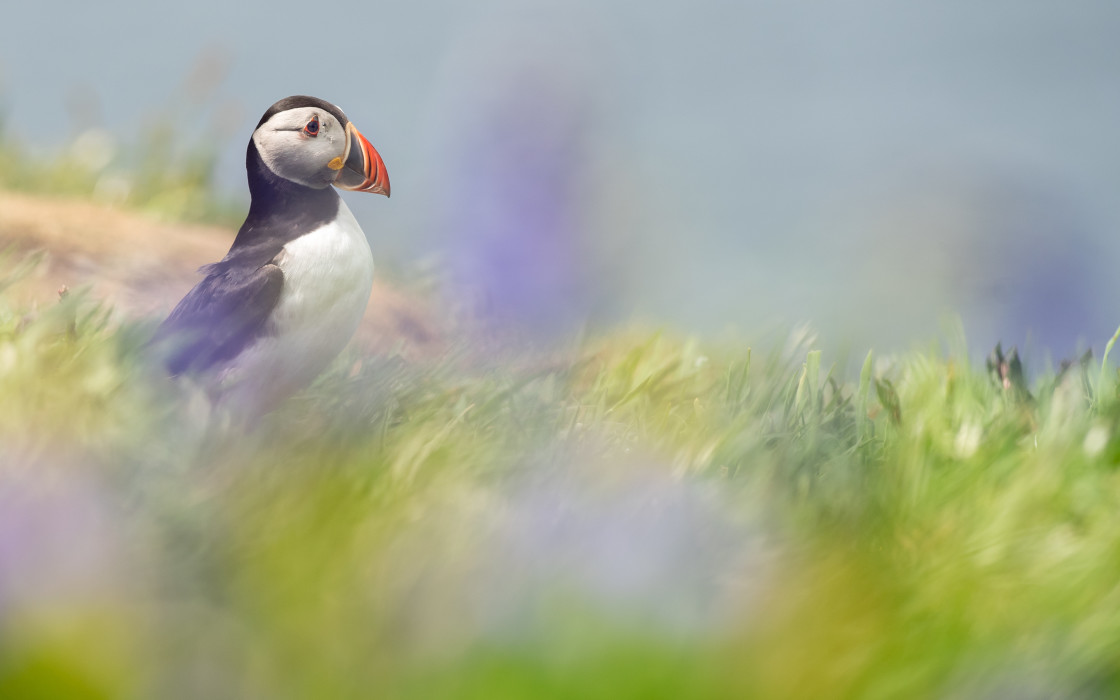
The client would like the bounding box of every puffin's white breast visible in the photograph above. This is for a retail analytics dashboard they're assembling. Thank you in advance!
[271,199,374,338]
[222,199,374,413]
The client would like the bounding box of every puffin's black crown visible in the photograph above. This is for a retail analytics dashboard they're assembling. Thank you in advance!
[255,95,349,130]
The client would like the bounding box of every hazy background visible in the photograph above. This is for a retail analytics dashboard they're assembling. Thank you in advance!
[4,0,1119,362]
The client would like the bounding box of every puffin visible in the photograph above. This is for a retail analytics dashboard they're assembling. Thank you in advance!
[154,95,390,416]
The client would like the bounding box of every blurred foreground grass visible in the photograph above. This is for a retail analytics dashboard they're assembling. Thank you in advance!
[3,254,1120,699]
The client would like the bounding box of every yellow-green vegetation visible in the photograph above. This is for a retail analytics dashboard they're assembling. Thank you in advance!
[2,254,1120,699]
[0,115,242,225]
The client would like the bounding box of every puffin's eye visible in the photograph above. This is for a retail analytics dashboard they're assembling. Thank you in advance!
[304,117,320,137]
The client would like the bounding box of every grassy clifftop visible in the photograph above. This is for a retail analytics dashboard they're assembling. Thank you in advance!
[0,189,441,359]
[2,238,1120,697]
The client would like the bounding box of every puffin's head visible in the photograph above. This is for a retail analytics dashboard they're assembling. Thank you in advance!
[251,95,390,196]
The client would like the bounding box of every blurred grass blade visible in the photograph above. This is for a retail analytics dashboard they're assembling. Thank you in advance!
[0,247,46,295]
[1096,323,1120,407]
[857,349,873,439]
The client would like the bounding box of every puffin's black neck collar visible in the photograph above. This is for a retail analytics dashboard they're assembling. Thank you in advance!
[218,139,341,268]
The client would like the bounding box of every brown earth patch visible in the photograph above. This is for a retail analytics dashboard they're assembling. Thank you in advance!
[0,190,443,356]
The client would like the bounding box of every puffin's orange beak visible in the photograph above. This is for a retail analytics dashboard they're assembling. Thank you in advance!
[333,122,390,197]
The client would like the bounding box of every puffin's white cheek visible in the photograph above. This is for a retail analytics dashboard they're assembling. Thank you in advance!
[255,132,339,188]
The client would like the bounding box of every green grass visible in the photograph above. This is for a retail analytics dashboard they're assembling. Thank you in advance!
[3,254,1120,699]
[0,111,243,225]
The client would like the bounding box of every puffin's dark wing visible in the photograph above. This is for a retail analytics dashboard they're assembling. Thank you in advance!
[155,263,284,375]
